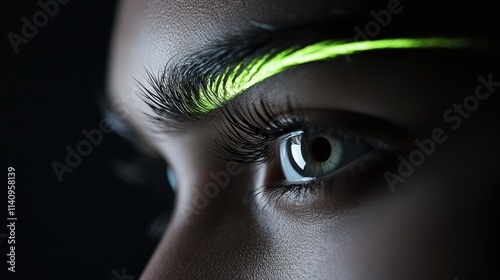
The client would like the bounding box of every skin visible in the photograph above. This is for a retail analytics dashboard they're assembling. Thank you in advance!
[108,1,499,279]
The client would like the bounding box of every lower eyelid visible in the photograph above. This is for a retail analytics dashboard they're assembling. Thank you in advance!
[257,149,399,211]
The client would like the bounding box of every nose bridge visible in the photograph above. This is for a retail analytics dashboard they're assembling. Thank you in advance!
[171,161,248,221]
[139,199,272,280]
[140,165,273,279]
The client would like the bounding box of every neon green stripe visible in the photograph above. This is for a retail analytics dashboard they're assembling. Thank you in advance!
[198,38,472,113]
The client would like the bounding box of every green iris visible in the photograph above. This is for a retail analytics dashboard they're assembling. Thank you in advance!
[279,131,342,181]
[301,135,342,177]
[279,129,373,182]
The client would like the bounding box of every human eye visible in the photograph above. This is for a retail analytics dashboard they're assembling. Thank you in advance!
[212,99,410,209]
[277,126,371,182]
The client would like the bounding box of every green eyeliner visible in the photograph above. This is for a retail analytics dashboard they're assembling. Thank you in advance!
[198,37,474,113]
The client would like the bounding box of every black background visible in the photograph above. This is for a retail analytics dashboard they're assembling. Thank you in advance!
[3,1,172,279]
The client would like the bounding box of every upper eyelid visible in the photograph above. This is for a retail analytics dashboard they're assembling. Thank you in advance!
[209,98,411,165]
[204,38,474,111]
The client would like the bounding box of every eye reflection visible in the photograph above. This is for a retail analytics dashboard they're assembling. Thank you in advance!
[278,129,371,182]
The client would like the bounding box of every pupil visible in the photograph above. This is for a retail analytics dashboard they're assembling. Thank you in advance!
[311,137,331,162]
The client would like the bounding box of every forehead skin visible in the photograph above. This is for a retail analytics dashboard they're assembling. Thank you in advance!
[108,1,498,279]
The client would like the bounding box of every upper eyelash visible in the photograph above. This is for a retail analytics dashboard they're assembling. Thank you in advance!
[211,98,303,164]
[210,98,379,166]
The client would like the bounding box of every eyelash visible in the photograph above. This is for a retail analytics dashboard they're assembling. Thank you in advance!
[211,98,398,204]
[212,97,391,163]
[211,98,303,164]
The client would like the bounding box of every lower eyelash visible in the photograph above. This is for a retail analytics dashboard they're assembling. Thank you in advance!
[251,149,398,210]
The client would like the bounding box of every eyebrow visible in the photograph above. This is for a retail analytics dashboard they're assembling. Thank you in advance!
[201,37,472,113]
[137,24,485,132]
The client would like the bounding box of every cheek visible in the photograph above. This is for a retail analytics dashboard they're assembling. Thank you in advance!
[332,196,456,279]
[248,195,454,279]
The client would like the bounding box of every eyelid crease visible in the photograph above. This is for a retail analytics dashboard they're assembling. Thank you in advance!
[198,37,476,113]
[211,98,410,166]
